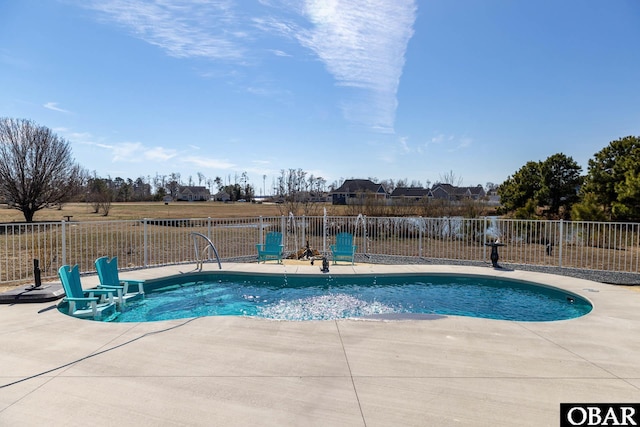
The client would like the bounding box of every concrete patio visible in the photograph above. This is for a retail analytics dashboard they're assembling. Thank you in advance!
[0,263,638,426]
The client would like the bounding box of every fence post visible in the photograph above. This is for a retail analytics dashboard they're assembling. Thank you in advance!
[323,211,327,254]
[483,217,488,261]
[143,218,148,267]
[301,215,306,248]
[558,219,563,268]
[281,215,285,252]
[363,215,368,255]
[259,216,264,246]
[418,216,423,257]
[207,217,212,240]
[61,220,67,266]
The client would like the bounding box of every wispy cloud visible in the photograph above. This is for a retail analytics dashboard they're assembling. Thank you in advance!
[144,146,178,162]
[55,129,105,146]
[109,142,143,161]
[44,102,71,113]
[67,132,178,163]
[77,0,417,133]
[79,0,245,60]
[399,136,410,153]
[269,49,291,57]
[425,133,474,152]
[257,0,416,132]
[454,137,473,151]
[60,126,234,171]
[0,49,30,69]
[295,0,416,132]
[183,155,235,170]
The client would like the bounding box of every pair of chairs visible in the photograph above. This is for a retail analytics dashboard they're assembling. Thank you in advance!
[58,256,145,320]
[256,231,357,265]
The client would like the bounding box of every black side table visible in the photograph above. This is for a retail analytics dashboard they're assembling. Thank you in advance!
[485,241,505,268]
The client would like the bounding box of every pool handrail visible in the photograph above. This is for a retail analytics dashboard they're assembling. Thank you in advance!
[191,232,222,270]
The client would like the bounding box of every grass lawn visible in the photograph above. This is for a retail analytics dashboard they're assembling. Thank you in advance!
[0,201,343,222]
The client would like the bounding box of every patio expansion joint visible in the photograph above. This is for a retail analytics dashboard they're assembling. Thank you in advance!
[334,320,368,427]
[517,323,640,391]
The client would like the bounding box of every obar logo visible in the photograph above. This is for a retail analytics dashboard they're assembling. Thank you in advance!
[561,404,639,427]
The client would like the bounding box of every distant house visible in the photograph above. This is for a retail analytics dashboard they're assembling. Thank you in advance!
[430,184,456,200]
[330,179,387,205]
[176,186,210,202]
[213,191,231,202]
[430,184,486,201]
[465,185,486,200]
[390,187,432,202]
[304,191,331,203]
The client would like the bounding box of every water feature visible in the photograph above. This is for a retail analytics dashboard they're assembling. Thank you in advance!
[354,214,367,255]
[288,212,299,255]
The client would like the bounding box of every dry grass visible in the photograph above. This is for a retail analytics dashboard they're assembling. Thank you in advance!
[0,201,331,222]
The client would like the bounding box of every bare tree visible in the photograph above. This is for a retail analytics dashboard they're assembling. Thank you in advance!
[275,168,323,216]
[88,178,113,216]
[0,118,83,222]
[439,170,463,186]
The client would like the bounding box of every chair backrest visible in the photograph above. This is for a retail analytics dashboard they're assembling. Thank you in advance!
[58,264,84,299]
[265,231,282,247]
[95,256,120,287]
[336,232,353,248]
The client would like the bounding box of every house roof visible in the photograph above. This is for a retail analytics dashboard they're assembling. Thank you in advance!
[390,187,431,198]
[332,179,386,194]
[180,185,208,191]
[178,186,209,194]
[431,183,455,194]
[467,185,486,196]
[430,184,486,198]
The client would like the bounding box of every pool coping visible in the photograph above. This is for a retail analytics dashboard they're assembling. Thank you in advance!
[1,262,639,426]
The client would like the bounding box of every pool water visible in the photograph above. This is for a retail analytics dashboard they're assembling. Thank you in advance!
[100,273,592,322]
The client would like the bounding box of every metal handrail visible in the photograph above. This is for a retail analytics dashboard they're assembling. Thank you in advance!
[190,232,222,270]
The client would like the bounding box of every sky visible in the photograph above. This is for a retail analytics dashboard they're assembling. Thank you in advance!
[1,0,639,195]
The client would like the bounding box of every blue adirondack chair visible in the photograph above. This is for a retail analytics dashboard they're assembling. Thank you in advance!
[330,232,357,265]
[256,231,284,263]
[58,264,118,320]
[95,256,145,306]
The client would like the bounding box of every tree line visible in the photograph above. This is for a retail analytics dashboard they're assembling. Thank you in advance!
[498,135,640,221]
[1,117,639,222]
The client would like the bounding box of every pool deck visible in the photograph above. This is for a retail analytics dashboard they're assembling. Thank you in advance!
[1,262,639,426]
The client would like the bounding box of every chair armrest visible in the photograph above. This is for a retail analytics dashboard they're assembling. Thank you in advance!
[121,279,145,294]
[88,288,119,295]
[87,288,118,304]
[65,296,100,316]
[98,284,124,290]
[122,279,144,285]
[65,296,98,302]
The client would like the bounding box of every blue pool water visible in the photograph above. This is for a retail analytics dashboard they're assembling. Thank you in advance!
[74,273,592,322]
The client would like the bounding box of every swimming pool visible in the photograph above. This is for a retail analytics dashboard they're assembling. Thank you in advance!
[60,272,592,322]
